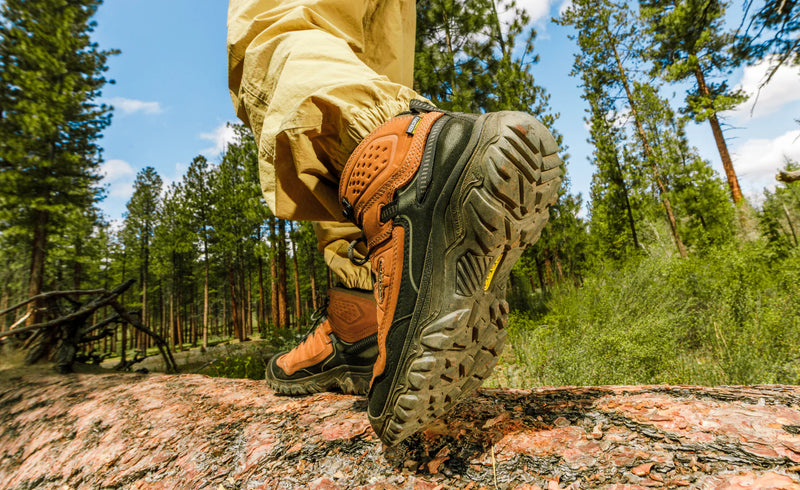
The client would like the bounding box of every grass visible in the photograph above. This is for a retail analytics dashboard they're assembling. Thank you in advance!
[503,240,800,387]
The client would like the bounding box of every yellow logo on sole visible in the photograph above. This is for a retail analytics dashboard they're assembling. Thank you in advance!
[483,253,505,291]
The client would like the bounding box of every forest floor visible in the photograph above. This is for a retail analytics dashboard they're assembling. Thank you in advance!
[0,336,275,381]
[98,336,275,375]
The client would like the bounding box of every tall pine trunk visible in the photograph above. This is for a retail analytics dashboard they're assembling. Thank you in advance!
[238,249,247,338]
[221,293,227,338]
[694,67,743,204]
[73,238,82,300]
[277,219,288,328]
[289,222,301,328]
[0,288,8,332]
[607,32,687,258]
[203,235,209,349]
[307,242,318,311]
[229,259,243,341]
[169,292,175,351]
[269,217,278,329]
[247,268,253,337]
[26,210,48,326]
[258,256,265,332]
[612,153,639,249]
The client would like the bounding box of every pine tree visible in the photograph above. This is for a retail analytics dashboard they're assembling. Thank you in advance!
[211,124,269,339]
[735,0,799,81]
[415,0,497,111]
[0,0,116,322]
[640,0,747,204]
[559,0,688,257]
[760,160,800,253]
[276,219,289,328]
[415,0,557,125]
[585,69,641,261]
[152,183,195,350]
[124,166,163,348]
[632,82,737,248]
[183,155,215,348]
[48,206,107,292]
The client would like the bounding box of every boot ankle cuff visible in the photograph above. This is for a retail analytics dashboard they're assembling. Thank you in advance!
[327,287,378,343]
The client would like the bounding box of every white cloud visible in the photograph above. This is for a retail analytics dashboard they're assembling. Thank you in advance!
[725,58,800,120]
[109,181,134,199]
[732,129,800,192]
[100,159,136,201]
[100,159,135,182]
[199,123,237,157]
[517,0,558,22]
[109,97,163,115]
[557,0,572,17]
[498,0,560,26]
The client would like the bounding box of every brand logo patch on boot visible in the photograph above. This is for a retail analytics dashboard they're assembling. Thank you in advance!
[406,116,421,135]
[483,253,505,291]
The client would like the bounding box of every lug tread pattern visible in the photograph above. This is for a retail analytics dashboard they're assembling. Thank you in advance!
[455,253,494,296]
[376,112,562,446]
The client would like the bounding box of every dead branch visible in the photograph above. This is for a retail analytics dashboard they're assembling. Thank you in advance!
[1,279,178,375]
[777,169,800,183]
[113,351,147,372]
[78,312,123,337]
[109,301,179,374]
[0,279,134,340]
[8,311,31,331]
[0,288,112,318]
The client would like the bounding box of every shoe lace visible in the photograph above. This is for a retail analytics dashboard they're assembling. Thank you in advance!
[348,234,369,266]
[296,295,330,346]
[346,201,400,267]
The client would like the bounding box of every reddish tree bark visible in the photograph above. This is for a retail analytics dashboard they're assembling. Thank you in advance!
[1,375,799,489]
[694,67,743,204]
[277,219,289,328]
[25,210,48,326]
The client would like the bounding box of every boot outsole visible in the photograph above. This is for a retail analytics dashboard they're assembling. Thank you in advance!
[265,361,372,396]
[371,112,562,445]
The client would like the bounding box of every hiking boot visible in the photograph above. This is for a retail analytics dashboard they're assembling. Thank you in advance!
[339,100,562,445]
[265,287,378,395]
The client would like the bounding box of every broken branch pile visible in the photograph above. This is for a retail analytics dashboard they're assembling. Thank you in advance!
[0,280,177,373]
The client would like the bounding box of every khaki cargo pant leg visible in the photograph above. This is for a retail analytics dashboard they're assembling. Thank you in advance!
[227,0,420,290]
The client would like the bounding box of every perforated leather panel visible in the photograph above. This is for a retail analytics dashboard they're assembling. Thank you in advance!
[343,134,397,203]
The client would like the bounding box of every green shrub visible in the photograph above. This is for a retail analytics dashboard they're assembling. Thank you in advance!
[207,355,266,380]
[200,326,307,380]
[507,240,800,386]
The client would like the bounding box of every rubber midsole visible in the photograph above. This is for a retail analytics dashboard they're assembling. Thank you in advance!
[268,363,372,388]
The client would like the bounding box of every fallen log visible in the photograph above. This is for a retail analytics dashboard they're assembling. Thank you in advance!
[1,374,799,489]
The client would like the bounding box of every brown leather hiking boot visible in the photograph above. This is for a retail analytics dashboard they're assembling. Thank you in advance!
[339,100,562,445]
[265,287,378,395]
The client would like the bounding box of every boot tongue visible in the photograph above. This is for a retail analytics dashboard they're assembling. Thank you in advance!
[339,115,416,230]
[338,111,446,251]
[327,287,377,343]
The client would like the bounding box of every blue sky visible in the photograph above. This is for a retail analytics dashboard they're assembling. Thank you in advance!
[93,0,800,222]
